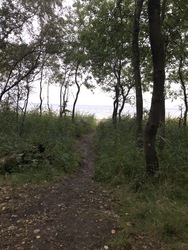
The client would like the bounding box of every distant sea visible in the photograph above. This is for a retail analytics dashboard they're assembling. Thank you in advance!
[69,104,181,119]
[28,103,181,120]
[71,105,114,119]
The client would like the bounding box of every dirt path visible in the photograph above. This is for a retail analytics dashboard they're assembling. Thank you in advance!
[0,134,118,250]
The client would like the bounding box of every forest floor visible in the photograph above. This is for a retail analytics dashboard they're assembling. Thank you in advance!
[0,134,119,250]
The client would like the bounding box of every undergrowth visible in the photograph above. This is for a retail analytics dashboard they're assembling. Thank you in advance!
[94,117,188,250]
[0,110,96,184]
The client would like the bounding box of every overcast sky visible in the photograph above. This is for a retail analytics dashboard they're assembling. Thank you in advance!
[29,83,113,106]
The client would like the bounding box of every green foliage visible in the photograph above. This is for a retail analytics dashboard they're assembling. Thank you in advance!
[94,117,145,183]
[0,110,96,183]
[73,114,96,137]
[94,118,188,249]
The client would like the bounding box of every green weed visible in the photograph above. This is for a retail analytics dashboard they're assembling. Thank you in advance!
[94,117,188,249]
[0,110,96,184]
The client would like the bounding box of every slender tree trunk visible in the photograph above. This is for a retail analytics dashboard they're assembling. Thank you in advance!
[179,56,188,126]
[144,0,165,175]
[118,84,132,121]
[132,0,144,145]
[158,97,165,152]
[39,67,44,116]
[59,82,69,117]
[112,84,119,123]
[16,85,20,122]
[47,80,50,112]
[158,0,167,152]
[19,82,30,136]
[62,82,69,117]
[178,105,183,128]
[112,65,121,122]
[72,63,80,121]
[59,84,63,117]
[118,84,126,121]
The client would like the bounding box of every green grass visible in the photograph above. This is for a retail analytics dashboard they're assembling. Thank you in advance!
[94,117,188,249]
[1,111,188,249]
[0,110,97,184]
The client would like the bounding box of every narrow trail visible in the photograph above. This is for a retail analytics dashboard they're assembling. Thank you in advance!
[0,134,118,250]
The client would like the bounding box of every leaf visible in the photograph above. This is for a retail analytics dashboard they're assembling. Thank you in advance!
[104,246,109,250]
[34,229,40,234]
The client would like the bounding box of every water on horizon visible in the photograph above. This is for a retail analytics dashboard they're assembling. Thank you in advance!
[27,103,181,120]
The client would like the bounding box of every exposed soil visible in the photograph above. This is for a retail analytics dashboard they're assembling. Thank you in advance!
[0,134,119,250]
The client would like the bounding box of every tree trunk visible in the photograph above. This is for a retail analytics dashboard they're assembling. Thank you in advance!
[158,97,165,152]
[39,69,43,116]
[178,56,188,126]
[118,83,132,121]
[161,0,167,24]
[19,81,30,136]
[112,84,120,123]
[47,80,50,112]
[16,85,20,122]
[112,64,121,122]
[72,63,80,121]
[60,81,69,117]
[158,0,167,152]
[132,0,144,145]
[144,0,165,175]
[59,84,63,117]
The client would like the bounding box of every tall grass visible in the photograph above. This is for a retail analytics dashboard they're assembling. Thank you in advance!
[0,110,96,184]
[94,117,145,183]
[94,117,188,249]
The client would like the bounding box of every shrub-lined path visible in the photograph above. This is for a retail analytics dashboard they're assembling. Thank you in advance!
[0,134,118,249]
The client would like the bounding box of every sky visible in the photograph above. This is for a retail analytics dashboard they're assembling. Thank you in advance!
[29,82,112,106]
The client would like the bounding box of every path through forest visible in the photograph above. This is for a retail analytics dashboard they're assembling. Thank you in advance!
[0,134,119,249]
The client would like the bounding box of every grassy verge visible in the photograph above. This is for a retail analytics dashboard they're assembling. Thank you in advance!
[94,117,188,250]
[0,110,96,185]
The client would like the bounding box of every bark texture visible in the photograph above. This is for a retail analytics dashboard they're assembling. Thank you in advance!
[132,0,144,144]
[144,0,165,175]
[72,63,80,121]
[178,56,187,126]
